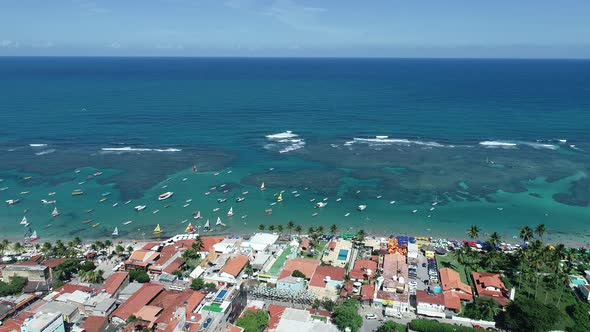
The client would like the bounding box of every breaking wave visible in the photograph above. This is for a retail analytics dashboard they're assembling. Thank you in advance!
[35,149,56,156]
[265,131,305,153]
[29,144,48,147]
[479,141,558,150]
[345,136,451,148]
[100,147,182,153]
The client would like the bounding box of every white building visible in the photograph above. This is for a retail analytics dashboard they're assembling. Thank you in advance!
[241,233,279,253]
[579,284,590,302]
[270,307,339,332]
[21,312,65,332]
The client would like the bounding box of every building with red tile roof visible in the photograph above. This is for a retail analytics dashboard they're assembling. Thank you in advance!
[308,266,346,300]
[142,242,161,250]
[81,315,108,332]
[125,249,160,270]
[201,236,226,251]
[415,290,446,318]
[100,272,129,296]
[163,257,184,274]
[227,324,244,332]
[300,238,311,251]
[278,258,319,280]
[360,284,375,303]
[220,254,249,278]
[42,258,67,268]
[52,283,94,298]
[110,283,164,323]
[185,291,206,316]
[151,290,194,327]
[349,259,377,281]
[267,304,288,330]
[439,268,473,300]
[382,253,408,292]
[472,271,510,306]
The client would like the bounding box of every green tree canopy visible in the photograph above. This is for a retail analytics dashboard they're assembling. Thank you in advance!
[332,299,362,332]
[500,298,559,332]
[190,277,205,290]
[128,270,150,283]
[291,270,306,278]
[236,309,269,332]
[376,321,406,332]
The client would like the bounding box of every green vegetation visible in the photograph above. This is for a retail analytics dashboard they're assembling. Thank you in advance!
[128,270,150,283]
[311,314,327,322]
[54,258,82,281]
[499,298,558,332]
[191,277,205,290]
[291,270,306,278]
[409,319,481,332]
[462,297,499,321]
[236,309,269,332]
[0,276,27,296]
[80,260,96,272]
[376,321,406,332]
[79,269,104,283]
[269,246,292,275]
[332,299,362,332]
[565,302,590,332]
[322,298,336,312]
[436,254,470,284]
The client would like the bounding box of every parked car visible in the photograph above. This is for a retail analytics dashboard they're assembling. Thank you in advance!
[365,313,378,320]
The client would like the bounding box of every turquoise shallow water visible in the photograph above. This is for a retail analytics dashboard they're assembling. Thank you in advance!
[1,57,590,244]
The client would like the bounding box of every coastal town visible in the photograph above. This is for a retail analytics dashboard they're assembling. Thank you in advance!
[1,223,589,332]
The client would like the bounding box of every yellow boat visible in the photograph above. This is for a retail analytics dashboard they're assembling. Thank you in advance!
[153,224,163,234]
[72,191,84,196]
[277,193,283,202]
[92,223,100,228]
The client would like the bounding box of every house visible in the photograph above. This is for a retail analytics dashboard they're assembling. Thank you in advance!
[471,272,510,306]
[2,264,49,282]
[321,239,353,267]
[349,259,377,281]
[20,312,65,332]
[240,233,279,253]
[124,249,160,271]
[382,253,408,293]
[251,253,272,271]
[42,258,67,279]
[276,276,306,292]
[80,315,108,332]
[300,238,311,252]
[307,266,346,300]
[219,254,249,283]
[278,258,320,280]
[213,239,242,254]
[100,271,129,297]
[578,284,590,302]
[360,284,375,304]
[110,283,164,324]
[268,306,339,332]
[415,290,446,319]
[35,301,79,323]
[439,268,473,310]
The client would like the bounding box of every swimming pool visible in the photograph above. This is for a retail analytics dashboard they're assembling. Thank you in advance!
[337,249,349,261]
[214,289,228,302]
[569,275,587,286]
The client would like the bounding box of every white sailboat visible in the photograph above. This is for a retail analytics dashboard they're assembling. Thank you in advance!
[112,227,119,237]
[193,211,202,219]
[204,219,210,231]
[29,230,39,242]
[51,207,60,217]
[216,217,226,227]
[20,216,28,225]
[227,207,234,217]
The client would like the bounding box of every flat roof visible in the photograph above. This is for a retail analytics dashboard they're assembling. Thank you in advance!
[4,264,47,271]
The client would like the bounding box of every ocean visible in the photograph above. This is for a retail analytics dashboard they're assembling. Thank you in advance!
[1,57,590,244]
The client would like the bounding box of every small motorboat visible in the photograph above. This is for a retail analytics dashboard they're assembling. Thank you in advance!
[227,170,232,173]
[214,172,220,176]
[205,192,211,196]
[134,205,146,211]
[358,204,367,211]
[185,199,192,203]
[265,208,272,215]
[223,189,229,193]
[270,202,277,206]
[182,178,188,182]
[48,192,56,196]
[0,187,8,191]
[164,204,171,208]
[294,193,300,197]
[412,209,418,214]
[82,220,92,224]
[429,207,435,211]
[123,220,133,225]
[6,199,20,205]
[312,212,318,217]
[497,207,504,211]
[78,181,85,185]
[236,197,245,202]
[86,209,94,213]
[94,171,103,176]
[390,200,396,204]
[217,198,227,203]
[212,207,220,212]
[86,175,94,180]
[24,176,32,180]
[310,198,316,202]
[322,197,328,202]
[210,187,217,191]
[316,202,327,208]
[183,203,190,208]
[102,192,111,197]
[345,213,350,217]
[92,223,100,228]
[75,169,81,173]
[241,215,247,219]
[242,191,249,195]
[181,219,188,224]
[99,198,108,202]
[292,190,298,194]
[43,224,52,229]
[158,192,174,201]
[153,210,160,214]
[72,190,84,196]
[432,201,438,206]
[113,202,119,207]
[20,191,30,195]
[124,200,132,204]
[336,198,342,202]
[41,199,56,205]
[376,195,382,199]
[220,184,226,188]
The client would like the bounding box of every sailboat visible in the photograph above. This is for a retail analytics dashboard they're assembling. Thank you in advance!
[185,223,195,234]
[51,207,60,217]
[216,217,226,227]
[227,207,234,217]
[29,230,39,242]
[112,227,119,238]
[277,193,283,202]
[24,227,33,239]
[193,211,202,219]
[260,182,265,191]
[153,224,163,235]
[20,216,28,226]
[204,219,211,231]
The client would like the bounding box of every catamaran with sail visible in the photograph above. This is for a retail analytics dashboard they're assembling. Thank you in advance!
[193,211,202,219]
[227,207,234,217]
[20,216,29,226]
[51,207,60,217]
[112,227,119,238]
[204,219,210,231]
[216,217,226,227]
[153,224,163,235]
[185,223,195,234]
[260,182,265,191]
[277,193,283,202]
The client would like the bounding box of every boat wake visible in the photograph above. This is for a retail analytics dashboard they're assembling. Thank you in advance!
[29,143,48,147]
[100,147,182,153]
[35,149,56,156]
[265,131,305,153]
[479,141,558,150]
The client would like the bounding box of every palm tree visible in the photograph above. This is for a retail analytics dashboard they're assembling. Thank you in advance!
[126,245,134,254]
[41,242,52,256]
[316,226,324,236]
[193,236,204,251]
[1,239,9,250]
[520,226,534,243]
[468,225,480,240]
[307,226,315,235]
[73,236,83,246]
[287,221,295,237]
[80,269,104,284]
[258,224,266,232]
[277,225,283,235]
[488,232,502,249]
[95,240,105,250]
[295,225,302,236]
[115,245,125,256]
[268,225,276,232]
[104,240,113,253]
[329,224,338,236]
[12,242,24,254]
[0,242,6,256]
[535,224,546,241]
[355,230,365,244]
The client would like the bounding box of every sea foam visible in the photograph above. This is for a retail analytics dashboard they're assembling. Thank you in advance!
[101,147,182,153]
[266,131,305,153]
[29,144,48,147]
[346,136,449,148]
[35,149,56,156]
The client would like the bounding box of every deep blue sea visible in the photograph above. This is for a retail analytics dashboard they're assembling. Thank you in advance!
[1,57,590,244]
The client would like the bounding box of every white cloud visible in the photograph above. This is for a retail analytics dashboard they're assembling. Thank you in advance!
[107,42,121,49]
[0,39,19,48]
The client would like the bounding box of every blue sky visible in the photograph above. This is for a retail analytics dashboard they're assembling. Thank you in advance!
[1,0,589,57]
